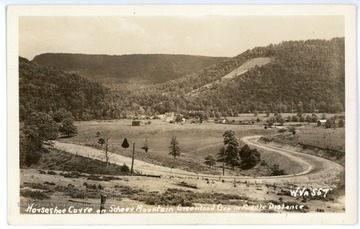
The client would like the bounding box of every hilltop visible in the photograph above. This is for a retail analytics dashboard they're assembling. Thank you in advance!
[31,53,228,85]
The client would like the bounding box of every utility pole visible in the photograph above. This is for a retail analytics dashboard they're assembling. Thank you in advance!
[222,159,225,176]
[130,143,135,175]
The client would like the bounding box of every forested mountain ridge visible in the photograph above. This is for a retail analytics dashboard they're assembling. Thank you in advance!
[191,38,345,114]
[20,37,345,121]
[31,53,228,85]
[129,37,345,115]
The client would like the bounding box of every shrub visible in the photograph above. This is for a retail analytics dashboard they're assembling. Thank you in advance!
[176,181,197,189]
[98,184,105,190]
[20,190,51,200]
[121,163,130,173]
[70,191,86,199]
[47,170,57,175]
[270,164,287,176]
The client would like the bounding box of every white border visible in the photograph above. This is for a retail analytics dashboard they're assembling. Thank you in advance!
[6,4,358,225]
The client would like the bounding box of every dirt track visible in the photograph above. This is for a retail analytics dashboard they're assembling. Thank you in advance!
[54,135,343,186]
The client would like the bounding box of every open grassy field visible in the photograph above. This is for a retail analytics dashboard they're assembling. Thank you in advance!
[61,119,277,175]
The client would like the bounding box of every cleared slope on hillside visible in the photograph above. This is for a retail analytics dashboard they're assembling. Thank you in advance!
[186,57,271,97]
[222,57,271,79]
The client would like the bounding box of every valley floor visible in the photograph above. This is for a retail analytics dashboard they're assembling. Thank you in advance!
[19,134,345,214]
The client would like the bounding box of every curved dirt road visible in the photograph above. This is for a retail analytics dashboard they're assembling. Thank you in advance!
[242,136,343,183]
[54,136,343,185]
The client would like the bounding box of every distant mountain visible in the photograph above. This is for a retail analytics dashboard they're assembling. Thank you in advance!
[31,53,228,85]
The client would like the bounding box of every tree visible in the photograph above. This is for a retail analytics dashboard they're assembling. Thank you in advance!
[20,126,42,167]
[278,117,285,126]
[53,108,73,123]
[291,115,299,122]
[175,115,183,123]
[266,118,274,128]
[325,119,333,129]
[20,112,59,167]
[204,155,216,168]
[121,138,130,149]
[305,115,312,123]
[311,113,318,123]
[332,102,343,113]
[98,130,113,167]
[338,119,345,128]
[215,112,221,119]
[26,112,59,141]
[288,126,296,135]
[98,138,105,147]
[317,120,322,127]
[239,144,261,170]
[217,130,240,174]
[60,118,78,137]
[169,136,181,158]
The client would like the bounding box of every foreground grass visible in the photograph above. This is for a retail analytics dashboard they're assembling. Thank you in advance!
[32,148,131,176]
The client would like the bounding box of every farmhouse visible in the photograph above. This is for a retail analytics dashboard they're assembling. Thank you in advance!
[318,119,327,126]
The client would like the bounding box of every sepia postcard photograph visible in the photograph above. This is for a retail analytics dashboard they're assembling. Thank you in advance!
[6,4,357,225]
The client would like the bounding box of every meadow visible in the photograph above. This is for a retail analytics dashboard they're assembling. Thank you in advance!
[61,119,277,174]
[61,112,344,174]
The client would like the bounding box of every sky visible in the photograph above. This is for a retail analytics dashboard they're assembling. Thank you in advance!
[19,16,344,60]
